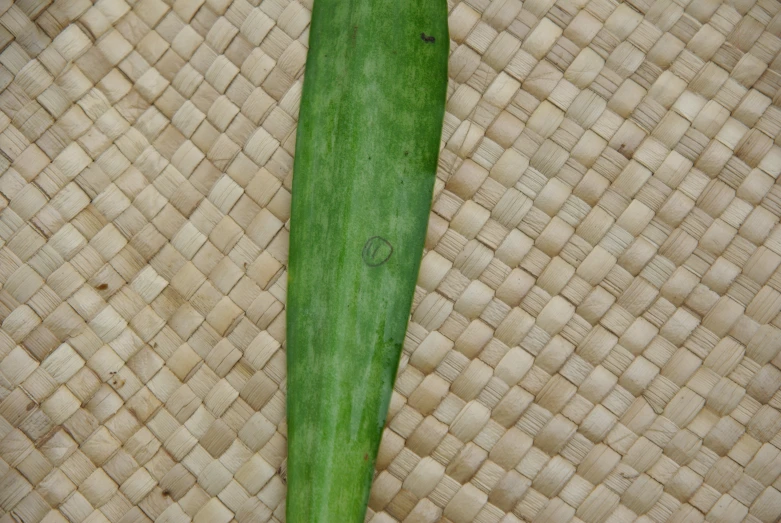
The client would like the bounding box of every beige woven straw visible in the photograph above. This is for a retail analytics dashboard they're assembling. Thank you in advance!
[1,0,781,522]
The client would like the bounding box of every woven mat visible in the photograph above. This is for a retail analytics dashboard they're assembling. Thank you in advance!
[1,0,781,522]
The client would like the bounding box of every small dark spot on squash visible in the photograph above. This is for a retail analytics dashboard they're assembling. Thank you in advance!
[362,236,393,267]
[420,33,435,43]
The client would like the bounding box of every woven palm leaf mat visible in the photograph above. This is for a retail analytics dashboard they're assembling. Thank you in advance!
[2,0,781,522]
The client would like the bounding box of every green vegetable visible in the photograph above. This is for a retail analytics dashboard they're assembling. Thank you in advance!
[285,0,449,520]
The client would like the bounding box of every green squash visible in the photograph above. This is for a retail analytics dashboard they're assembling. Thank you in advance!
[285,0,449,520]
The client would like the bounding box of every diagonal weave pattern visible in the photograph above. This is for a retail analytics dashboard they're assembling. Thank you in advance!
[1,0,781,522]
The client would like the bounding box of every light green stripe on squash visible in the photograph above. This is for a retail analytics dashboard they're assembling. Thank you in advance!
[285,0,449,521]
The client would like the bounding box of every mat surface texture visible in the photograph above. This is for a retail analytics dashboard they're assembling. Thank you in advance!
[1,0,781,522]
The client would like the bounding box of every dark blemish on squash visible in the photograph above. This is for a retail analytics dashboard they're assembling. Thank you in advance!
[404,151,409,156]
[362,236,393,267]
[420,33,435,43]
[363,453,368,461]
[96,283,108,290]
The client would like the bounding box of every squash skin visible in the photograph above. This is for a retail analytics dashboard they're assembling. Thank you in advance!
[285,0,448,521]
